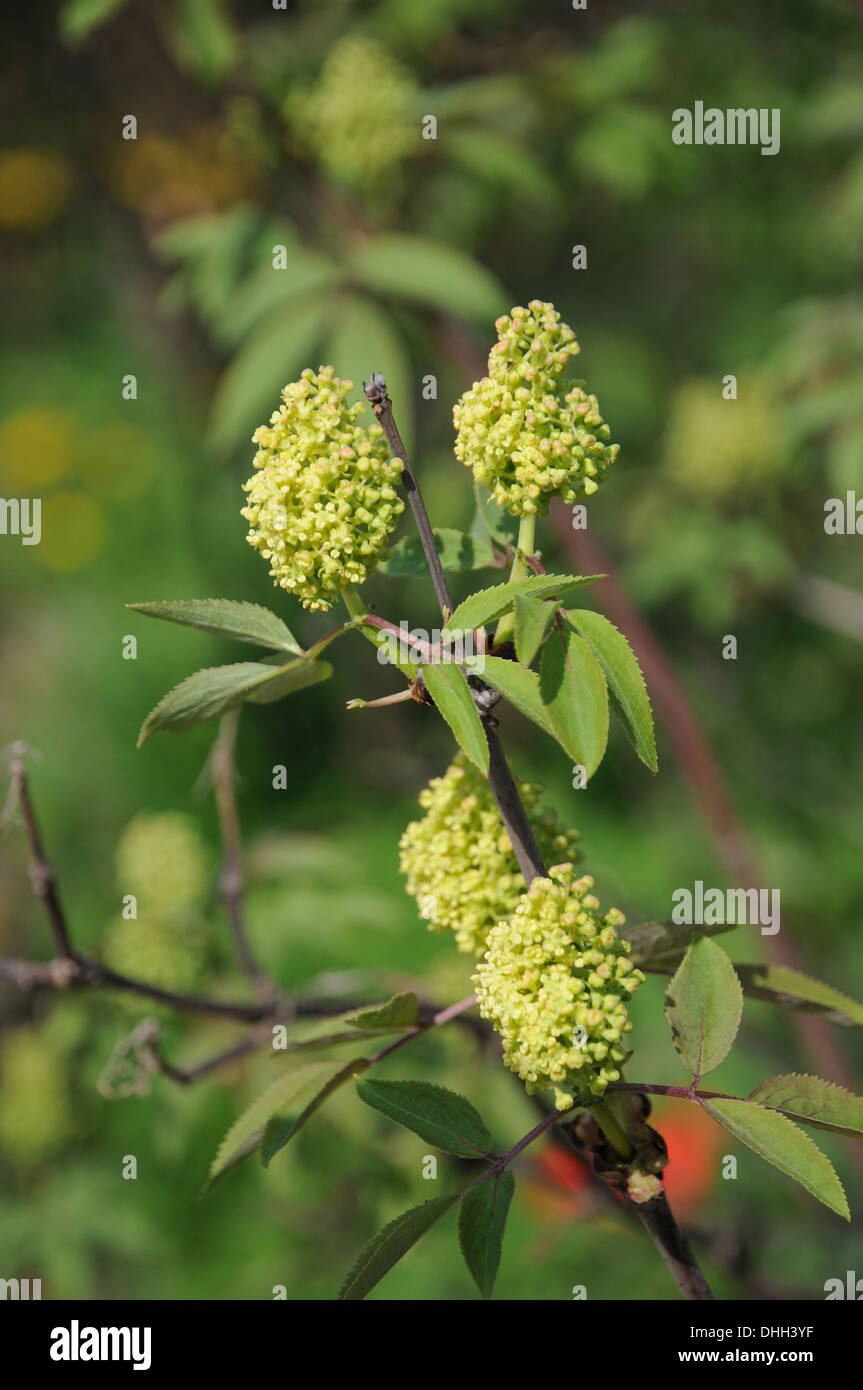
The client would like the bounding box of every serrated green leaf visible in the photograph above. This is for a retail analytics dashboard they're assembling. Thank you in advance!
[127,599,302,654]
[623,918,738,968]
[458,1169,514,1299]
[539,625,609,779]
[356,1078,492,1158]
[468,656,555,738]
[344,993,420,1031]
[665,936,744,1082]
[205,1059,351,1189]
[451,574,602,633]
[381,528,497,576]
[566,609,657,772]
[137,657,331,744]
[260,1057,369,1167]
[748,1074,863,1137]
[346,234,504,322]
[208,295,330,454]
[702,1098,849,1220]
[734,964,863,1028]
[326,295,413,450]
[421,662,489,775]
[338,1194,459,1301]
[513,594,558,668]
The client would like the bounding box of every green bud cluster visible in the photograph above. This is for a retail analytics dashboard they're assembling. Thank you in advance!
[241,367,405,612]
[0,1024,74,1166]
[399,753,582,958]
[473,863,644,1110]
[115,812,209,919]
[453,301,619,516]
[286,37,419,187]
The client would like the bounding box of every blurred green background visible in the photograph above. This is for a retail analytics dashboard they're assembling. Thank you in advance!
[1,0,862,1300]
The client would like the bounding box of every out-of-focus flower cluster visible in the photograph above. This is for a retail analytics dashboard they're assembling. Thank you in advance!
[102,813,210,1016]
[241,367,404,611]
[473,864,643,1109]
[453,300,619,516]
[286,37,419,188]
[399,753,581,957]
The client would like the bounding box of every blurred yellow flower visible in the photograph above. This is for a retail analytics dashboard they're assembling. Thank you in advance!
[0,150,72,232]
[78,422,156,501]
[662,379,787,499]
[36,490,105,572]
[0,1025,74,1166]
[0,407,75,490]
[108,128,257,225]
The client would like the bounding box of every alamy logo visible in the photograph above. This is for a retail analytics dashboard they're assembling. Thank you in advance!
[0,497,41,545]
[0,1277,41,1299]
[672,102,780,156]
[376,624,485,673]
[824,1271,863,1299]
[50,1321,152,1372]
[671,881,780,936]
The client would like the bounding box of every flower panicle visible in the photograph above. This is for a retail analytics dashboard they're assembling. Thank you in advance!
[241,366,405,611]
[473,863,644,1110]
[453,299,619,517]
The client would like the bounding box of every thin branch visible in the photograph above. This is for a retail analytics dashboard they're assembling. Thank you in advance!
[484,717,545,883]
[364,373,454,616]
[627,1190,715,1301]
[154,1025,272,1085]
[210,711,275,1000]
[8,743,73,958]
[366,993,478,1067]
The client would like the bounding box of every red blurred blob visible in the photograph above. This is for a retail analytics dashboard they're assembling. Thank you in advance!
[525,1104,721,1222]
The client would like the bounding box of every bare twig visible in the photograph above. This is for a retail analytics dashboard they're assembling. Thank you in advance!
[8,743,73,958]
[364,372,454,616]
[210,710,275,1001]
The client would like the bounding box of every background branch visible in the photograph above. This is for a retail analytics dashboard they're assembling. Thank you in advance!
[209,710,276,1001]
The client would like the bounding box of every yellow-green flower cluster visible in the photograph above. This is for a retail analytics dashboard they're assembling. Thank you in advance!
[242,367,404,612]
[453,301,619,516]
[286,37,419,187]
[105,813,210,1017]
[115,812,209,919]
[399,754,582,957]
[0,1024,74,1166]
[473,864,643,1110]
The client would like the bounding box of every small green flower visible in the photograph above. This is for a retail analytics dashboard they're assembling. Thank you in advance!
[453,300,619,516]
[286,37,419,188]
[115,812,209,920]
[241,367,404,612]
[399,753,582,957]
[473,863,643,1110]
